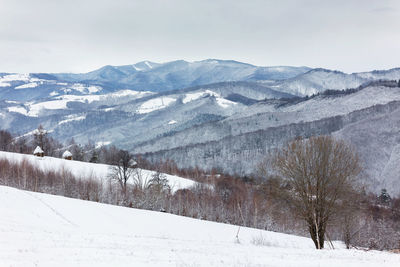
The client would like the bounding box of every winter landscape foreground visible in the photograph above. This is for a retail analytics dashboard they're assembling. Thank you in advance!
[0,154,398,266]
[1,185,399,267]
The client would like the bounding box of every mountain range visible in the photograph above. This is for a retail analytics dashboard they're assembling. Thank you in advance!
[0,59,399,195]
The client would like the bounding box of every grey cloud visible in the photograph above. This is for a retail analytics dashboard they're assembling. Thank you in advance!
[0,0,399,73]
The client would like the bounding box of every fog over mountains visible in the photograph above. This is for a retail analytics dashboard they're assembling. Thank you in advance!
[1,59,399,195]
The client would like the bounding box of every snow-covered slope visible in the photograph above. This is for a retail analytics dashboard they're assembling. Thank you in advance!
[1,185,398,267]
[333,105,400,194]
[137,86,400,196]
[261,68,400,97]
[0,151,196,192]
[134,86,400,154]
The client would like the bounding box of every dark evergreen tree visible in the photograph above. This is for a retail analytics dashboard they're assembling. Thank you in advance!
[378,188,391,205]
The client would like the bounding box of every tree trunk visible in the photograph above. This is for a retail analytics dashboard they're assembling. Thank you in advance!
[309,223,325,249]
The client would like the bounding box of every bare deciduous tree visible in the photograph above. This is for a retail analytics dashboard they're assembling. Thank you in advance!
[33,125,48,152]
[272,136,361,249]
[108,149,136,195]
[0,130,13,151]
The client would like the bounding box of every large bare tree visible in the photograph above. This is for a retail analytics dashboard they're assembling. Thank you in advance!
[272,136,361,249]
[109,149,137,196]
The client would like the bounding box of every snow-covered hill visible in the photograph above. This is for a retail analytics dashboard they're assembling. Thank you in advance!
[1,185,398,266]
[138,85,400,196]
[0,151,196,192]
[261,68,400,96]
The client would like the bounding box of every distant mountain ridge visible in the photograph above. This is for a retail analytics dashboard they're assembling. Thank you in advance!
[52,59,312,92]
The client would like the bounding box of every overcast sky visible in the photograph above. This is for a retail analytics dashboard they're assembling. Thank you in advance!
[0,0,399,73]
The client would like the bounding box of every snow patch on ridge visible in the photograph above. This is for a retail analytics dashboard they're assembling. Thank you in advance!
[145,61,153,69]
[95,141,111,148]
[183,90,219,104]
[7,106,28,116]
[15,82,39,89]
[182,90,237,108]
[136,97,176,114]
[69,84,102,94]
[216,97,237,108]
[58,115,86,125]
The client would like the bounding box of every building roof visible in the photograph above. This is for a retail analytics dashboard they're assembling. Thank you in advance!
[62,150,73,158]
[33,146,44,154]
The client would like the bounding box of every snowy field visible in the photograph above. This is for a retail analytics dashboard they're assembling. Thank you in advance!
[0,151,196,192]
[0,185,399,267]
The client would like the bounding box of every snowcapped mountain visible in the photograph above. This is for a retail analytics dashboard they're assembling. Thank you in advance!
[53,59,311,92]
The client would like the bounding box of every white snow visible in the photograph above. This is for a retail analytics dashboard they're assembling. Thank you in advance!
[58,115,86,125]
[109,89,152,98]
[95,141,111,148]
[6,90,152,118]
[62,150,72,158]
[68,83,102,94]
[145,61,153,69]
[102,107,115,112]
[14,82,38,89]
[182,90,236,108]
[0,185,398,266]
[7,106,28,116]
[0,151,196,193]
[87,85,101,93]
[133,65,142,71]
[25,95,101,117]
[0,73,42,87]
[27,100,70,117]
[0,73,30,82]
[183,90,219,104]
[136,97,176,114]
[216,97,237,108]
[0,82,11,87]
[33,146,44,154]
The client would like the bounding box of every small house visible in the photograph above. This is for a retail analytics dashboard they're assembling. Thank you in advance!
[33,146,44,157]
[62,150,73,160]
